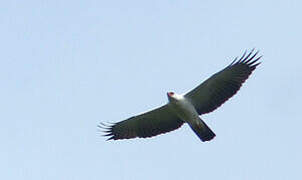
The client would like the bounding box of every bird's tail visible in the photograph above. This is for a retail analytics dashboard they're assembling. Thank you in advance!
[189,118,216,142]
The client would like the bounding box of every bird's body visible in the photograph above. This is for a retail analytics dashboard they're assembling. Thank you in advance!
[168,92,198,123]
[167,92,216,141]
[100,49,261,142]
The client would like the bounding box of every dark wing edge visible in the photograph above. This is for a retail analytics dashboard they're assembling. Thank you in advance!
[185,49,262,115]
[98,105,184,140]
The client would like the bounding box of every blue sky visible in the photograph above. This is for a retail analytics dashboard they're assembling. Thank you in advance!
[1,0,301,179]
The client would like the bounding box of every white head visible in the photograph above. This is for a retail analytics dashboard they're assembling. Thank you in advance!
[167,92,183,102]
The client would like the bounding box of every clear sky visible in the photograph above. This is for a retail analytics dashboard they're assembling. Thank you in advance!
[1,0,301,179]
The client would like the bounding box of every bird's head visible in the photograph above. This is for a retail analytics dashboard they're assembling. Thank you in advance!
[167,92,183,102]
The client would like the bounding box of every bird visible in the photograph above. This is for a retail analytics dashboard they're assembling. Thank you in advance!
[99,49,261,142]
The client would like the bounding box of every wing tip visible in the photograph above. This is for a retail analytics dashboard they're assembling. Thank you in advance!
[229,49,262,68]
[98,122,116,140]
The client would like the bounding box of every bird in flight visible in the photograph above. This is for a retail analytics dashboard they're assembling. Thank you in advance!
[99,49,261,142]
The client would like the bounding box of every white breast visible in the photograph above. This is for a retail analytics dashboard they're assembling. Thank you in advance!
[168,95,200,124]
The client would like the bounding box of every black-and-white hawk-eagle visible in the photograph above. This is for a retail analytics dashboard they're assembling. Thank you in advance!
[99,49,261,142]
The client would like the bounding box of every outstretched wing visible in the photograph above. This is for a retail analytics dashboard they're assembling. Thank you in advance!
[185,49,261,115]
[99,105,184,140]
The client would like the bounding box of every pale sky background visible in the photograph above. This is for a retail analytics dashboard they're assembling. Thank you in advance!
[1,1,301,179]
